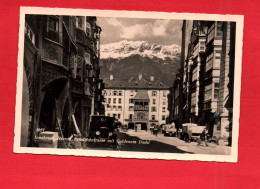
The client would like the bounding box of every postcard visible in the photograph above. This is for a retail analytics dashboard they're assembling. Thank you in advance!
[14,7,244,162]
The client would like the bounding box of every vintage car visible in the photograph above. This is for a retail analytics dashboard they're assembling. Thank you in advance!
[181,123,206,141]
[88,115,117,144]
[164,124,177,137]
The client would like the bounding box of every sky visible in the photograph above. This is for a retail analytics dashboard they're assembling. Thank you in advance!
[96,17,183,46]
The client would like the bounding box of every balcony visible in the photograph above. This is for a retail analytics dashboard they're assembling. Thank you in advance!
[134,106,149,111]
[71,79,84,94]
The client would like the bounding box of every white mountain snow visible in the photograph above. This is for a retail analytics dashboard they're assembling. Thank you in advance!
[100,40,181,60]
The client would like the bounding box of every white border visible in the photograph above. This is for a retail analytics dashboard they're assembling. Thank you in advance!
[14,7,244,162]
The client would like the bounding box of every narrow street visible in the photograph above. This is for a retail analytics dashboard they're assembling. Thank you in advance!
[84,129,231,155]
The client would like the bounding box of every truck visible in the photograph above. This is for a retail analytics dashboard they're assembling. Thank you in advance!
[181,123,206,142]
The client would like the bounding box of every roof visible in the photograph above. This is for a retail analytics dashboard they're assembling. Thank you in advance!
[134,90,149,100]
[103,77,169,90]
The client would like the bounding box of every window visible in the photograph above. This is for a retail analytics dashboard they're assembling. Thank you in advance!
[129,99,134,104]
[151,107,157,112]
[206,53,214,72]
[103,91,107,96]
[118,98,122,104]
[163,91,167,97]
[207,23,215,42]
[162,107,166,113]
[118,91,122,96]
[86,22,91,37]
[129,106,134,111]
[113,91,117,96]
[113,106,116,111]
[48,16,58,31]
[113,114,116,118]
[129,114,133,119]
[152,115,155,121]
[152,91,157,96]
[214,83,219,99]
[191,92,196,106]
[163,101,166,105]
[76,56,84,81]
[118,106,122,111]
[204,84,212,101]
[130,90,134,96]
[153,99,156,104]
[162,115,166,120]
[108,98,111,104]
[113,98,116,104]
[76,16,83,29]
[192,67,197,82]
[118,114,121,119]
[25,23,35,45]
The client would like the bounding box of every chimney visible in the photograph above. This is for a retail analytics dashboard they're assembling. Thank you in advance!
[150,76,154,81]
[110,75,113,80]
[138,73,142,81]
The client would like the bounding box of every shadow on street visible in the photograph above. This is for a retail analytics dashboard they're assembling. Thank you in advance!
[118,132,193,154]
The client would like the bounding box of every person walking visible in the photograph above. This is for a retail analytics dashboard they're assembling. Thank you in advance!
[198,128,209,146]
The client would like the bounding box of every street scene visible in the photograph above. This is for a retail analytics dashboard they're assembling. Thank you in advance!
[19,13,236,156]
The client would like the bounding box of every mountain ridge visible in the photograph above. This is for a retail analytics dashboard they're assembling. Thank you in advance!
[100,40,181,87]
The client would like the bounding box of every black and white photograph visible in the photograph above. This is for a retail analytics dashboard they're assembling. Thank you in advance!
[14,7,243,162]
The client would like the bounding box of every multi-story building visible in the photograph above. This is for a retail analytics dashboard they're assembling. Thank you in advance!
[173,20,236,142]
[22,15,104,147]
[103,74,170,130]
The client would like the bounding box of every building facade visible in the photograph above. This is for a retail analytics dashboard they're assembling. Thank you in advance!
[172,20,236,142]
[22,15,104,147]
[102,74,170,130]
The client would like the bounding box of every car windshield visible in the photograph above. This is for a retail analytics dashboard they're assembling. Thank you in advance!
[90,116,114,131]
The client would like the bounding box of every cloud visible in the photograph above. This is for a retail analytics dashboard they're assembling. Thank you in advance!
[152,20,170,36]
[106,18,123,27]
[120,19,171,39]
[120,23,151,39]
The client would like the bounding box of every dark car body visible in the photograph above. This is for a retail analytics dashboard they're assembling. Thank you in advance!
[88,115,117,143]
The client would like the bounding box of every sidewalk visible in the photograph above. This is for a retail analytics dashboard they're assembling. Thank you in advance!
[124,130,231,155]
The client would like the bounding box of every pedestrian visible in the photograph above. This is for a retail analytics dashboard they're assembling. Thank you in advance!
[198,128,209,146]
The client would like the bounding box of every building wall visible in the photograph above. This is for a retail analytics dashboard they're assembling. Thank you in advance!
[103,88,169,127]
[22,15,104,146]
[174,20,235,141]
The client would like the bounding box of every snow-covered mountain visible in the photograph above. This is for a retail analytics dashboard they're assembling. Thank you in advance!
[100,40,181,60]
[99,40,181,87]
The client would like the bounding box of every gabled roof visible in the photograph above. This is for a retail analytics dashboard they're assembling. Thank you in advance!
[103,77,169,90]
[134,90,149,100]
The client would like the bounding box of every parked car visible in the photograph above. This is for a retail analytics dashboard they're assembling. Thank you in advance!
[164,124,177,137]
[88,115,117,144]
